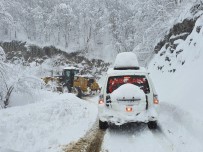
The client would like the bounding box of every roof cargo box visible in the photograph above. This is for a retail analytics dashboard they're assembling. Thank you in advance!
[113,52,139,70]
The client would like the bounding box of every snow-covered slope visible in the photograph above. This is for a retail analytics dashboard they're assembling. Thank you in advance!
[0,92,97,152]
[149,13,203,142]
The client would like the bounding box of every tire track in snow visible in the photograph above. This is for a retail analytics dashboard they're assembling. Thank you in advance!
[156,102,203,152]
[159,102,203,141]
[101,123,174,152]
[63,119,105,152]
[150,125,176,152]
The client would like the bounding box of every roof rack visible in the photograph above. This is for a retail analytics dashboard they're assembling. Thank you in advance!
[114,67,140,70]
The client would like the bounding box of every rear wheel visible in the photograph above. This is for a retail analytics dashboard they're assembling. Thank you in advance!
[99,120,108,130]
[76,87,82,98]
[148,121,157,129]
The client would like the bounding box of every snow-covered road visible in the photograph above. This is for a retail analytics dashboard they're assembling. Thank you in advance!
[101,102,203,152]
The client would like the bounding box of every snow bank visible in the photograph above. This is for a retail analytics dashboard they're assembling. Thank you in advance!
[113,52,139,68]
[110,83,145,101]
[0,92,97,152]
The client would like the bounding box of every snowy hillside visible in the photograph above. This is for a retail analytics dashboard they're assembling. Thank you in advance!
[149,6,203,144]
[0,0,195,62]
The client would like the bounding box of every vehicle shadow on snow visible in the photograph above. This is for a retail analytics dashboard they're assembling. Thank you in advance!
[107,122,161,135]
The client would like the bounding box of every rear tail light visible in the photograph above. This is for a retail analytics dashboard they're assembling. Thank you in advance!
[153,94,159,104]
[99,94,104,105]
[99,99,104,104]
[126,107,133,112]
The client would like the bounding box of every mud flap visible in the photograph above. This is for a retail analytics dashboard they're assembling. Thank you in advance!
[146,95,149,110]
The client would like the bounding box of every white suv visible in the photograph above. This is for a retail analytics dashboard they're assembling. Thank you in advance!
[98,53,159,129]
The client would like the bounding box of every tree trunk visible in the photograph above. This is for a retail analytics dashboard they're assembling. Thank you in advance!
[4,86,14,108]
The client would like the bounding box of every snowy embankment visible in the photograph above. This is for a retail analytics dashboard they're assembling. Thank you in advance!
[0,92,97,152]
[149,15,203,138]
[148,14,203,150]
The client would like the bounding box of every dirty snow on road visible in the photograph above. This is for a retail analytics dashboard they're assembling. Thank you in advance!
[0,92,97,152]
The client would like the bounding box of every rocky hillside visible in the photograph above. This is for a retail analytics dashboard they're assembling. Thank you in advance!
[0,41,110,78]
[148,2,203,147]
[151,1,203,73]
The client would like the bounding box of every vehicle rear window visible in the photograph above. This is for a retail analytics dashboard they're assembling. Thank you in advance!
[107,75,150,94]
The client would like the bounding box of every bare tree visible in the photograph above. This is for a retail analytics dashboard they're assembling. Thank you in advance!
[0,57,42,108]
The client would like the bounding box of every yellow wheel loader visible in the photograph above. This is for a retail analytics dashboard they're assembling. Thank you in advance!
[42,67,100,98]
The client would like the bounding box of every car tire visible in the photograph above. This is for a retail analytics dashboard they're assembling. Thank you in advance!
[147,121,157,129]
[99,120,108,130]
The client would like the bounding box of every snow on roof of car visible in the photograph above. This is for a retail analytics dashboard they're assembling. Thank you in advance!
[113,52,139,68]
[63,66,79,70]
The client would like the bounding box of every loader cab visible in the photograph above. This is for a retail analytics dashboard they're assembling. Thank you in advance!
[62,67,79,91]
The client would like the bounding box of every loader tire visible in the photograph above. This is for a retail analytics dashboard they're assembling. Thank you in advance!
[76,87,82,98]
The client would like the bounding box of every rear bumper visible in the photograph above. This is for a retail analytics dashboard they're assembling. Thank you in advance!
[98,106,158,125]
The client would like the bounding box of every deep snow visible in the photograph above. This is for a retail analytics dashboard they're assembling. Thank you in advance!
[0,92,97,152]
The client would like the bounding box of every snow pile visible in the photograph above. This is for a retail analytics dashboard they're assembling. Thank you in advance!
[110,83,145,101]
[0,92,97,152]
[113,52,139,68]
[0,62,43,108]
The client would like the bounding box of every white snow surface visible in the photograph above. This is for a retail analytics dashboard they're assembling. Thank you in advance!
[0,92,97,152]
[113,52,139,68]
[110,83,145,101]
